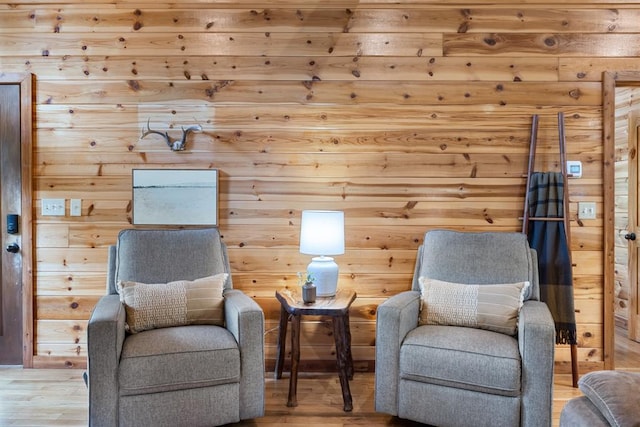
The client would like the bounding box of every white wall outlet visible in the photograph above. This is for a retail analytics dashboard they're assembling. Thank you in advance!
[578,202,596,220]
[70,199,82,216]
[42,198,65,216]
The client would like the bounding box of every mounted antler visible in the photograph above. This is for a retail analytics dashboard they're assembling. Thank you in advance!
[140,119,202,151]
[177,124,203,151]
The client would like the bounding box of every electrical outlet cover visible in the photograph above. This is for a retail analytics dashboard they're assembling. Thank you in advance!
[70,199,82,216]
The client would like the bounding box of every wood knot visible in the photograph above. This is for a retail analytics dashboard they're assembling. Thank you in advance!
[483,37,497,46]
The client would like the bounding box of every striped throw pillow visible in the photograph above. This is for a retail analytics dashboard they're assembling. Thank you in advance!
[117,273,227,333]
[418,277,529,336]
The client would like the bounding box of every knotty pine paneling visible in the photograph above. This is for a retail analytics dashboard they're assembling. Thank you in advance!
[2,56,562,81]
[36,272,109,296]
[35,80,603,105]
[444,33,640,57]
[560,58,640,82]
[2,7,639,34]
[1,33,442,57]
[234,274,415,298]
[33,127,603,156]
[0,1,621,370]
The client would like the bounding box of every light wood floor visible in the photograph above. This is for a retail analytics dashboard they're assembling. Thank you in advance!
[1,331,638,427]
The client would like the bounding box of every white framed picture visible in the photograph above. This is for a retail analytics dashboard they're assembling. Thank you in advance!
[132,169,218,225]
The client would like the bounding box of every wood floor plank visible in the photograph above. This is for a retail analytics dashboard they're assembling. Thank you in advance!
[0,330,636,426]
[0,368,580,427]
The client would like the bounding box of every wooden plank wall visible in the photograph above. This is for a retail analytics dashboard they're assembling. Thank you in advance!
[3,0,639,371]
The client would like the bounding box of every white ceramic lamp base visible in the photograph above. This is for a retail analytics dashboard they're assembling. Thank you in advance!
[307,256,339,297]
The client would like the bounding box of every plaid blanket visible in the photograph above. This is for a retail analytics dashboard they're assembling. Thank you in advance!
[527,171,578,345]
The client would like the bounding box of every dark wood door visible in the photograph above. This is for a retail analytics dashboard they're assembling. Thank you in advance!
[0,84,23,365]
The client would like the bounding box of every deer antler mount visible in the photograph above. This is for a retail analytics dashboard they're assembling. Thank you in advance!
[140,119,203,151]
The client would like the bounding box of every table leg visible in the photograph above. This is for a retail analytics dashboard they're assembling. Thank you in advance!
[344,313,354,380]
[287,314,301,407]
[333,315,353,412]
[274,305,288,379]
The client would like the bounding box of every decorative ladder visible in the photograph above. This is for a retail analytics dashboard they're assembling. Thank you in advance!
[521,112,579,388]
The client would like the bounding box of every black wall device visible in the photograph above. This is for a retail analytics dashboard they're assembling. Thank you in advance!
[7,214,19,234]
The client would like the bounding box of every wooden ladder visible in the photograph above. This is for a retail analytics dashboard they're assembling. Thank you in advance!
[522,112,579,388]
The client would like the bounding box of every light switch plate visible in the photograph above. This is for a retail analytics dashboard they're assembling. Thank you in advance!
[70,199,82,216]
[42,198,65,216]
[578,202,596,220]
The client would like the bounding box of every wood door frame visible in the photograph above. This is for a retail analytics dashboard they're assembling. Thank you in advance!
[0,72,33,368]
[603,71,640,369]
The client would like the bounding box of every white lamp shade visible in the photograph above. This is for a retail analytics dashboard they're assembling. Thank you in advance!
[299,210,345,256]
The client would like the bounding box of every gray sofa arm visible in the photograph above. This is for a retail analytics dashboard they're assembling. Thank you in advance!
[518,300,556,427]
[224,290,265,420]
[87,294,126,427]
[374,290,421,415]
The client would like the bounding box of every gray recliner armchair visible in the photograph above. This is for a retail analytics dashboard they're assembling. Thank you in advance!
[375,230,556,427]
[87,228,265,427]
[560,370,640,427]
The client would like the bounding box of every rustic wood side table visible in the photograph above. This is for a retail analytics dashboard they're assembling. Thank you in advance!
[274,288,357,412]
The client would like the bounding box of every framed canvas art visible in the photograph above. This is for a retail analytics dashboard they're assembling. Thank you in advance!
[132,169,218,225]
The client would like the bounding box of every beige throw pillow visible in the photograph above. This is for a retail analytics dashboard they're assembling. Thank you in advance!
[117,273,228,333]
[418,277,529,336]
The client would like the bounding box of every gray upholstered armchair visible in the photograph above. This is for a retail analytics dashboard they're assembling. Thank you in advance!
[375,230,555,427]
[560,370,640,427]
[87,228,265,427]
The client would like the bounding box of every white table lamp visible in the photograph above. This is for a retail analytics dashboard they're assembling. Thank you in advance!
[299,210,345,297]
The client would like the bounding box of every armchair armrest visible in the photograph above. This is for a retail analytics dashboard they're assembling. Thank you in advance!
[224,290,265,420]
[518,300,556,427]
[375,290,421,415]
[87,294,126,427]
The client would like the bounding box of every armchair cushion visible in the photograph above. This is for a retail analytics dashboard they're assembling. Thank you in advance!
[118,324,240,396]
[118,273,227,333]
[400,325,521,397]
[418,277,529,336]
[578,370,640,427]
